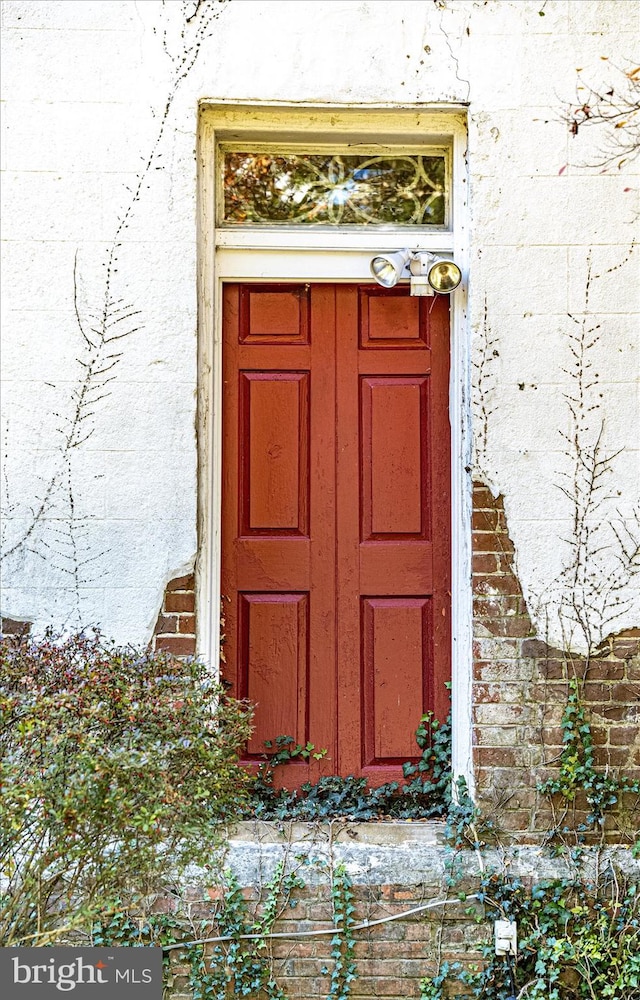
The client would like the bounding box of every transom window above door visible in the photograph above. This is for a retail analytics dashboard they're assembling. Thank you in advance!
[219,145,451,228]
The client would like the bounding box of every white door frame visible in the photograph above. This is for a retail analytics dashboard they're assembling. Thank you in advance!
[196,102,474,795]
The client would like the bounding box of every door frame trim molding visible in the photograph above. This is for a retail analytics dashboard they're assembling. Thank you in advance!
[196,103,474,796]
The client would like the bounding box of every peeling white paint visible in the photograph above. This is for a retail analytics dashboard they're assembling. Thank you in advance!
[1,0,638,655]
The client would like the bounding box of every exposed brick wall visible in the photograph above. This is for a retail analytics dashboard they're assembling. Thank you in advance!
[153,574,197,657]
[471,482,640,839]
[0,617,31,639]
[165,882,486,1000]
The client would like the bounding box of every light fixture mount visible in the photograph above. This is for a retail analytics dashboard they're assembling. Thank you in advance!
[370,249,462,296]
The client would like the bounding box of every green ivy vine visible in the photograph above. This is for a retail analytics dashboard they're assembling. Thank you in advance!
[246,712,452,821]
[538,678,640,843]
[327,863,358,1000]
[94,857,359,1000]
[420,869,640,1000]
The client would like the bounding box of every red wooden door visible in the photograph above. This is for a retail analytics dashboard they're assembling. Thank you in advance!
[221,283,451,785]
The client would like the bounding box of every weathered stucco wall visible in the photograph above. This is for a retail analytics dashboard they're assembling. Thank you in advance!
[1,0,639,650]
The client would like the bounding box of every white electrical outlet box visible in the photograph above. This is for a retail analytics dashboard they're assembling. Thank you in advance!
[494,919,518,956]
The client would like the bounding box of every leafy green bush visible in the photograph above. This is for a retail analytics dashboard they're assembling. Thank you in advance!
[0,631,252,945]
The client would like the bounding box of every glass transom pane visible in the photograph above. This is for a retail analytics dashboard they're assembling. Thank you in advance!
[222,151,447,226]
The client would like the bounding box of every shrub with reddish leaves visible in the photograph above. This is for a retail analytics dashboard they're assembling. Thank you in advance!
[0,631,251,944]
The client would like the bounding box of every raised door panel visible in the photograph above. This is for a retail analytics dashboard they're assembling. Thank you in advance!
[239,593,308,755]
[362,597,433,764]
[359,287,430,349]
[361,376,429,539]
[239,284,310,345]
[240,372,309,535]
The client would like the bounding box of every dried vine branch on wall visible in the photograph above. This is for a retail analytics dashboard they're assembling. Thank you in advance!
[534,247,640,659]
[1,1,228,622]
[471,243,638,662]
[471,296,499,483]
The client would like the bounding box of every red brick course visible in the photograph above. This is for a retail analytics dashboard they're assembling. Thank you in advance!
[0,617,31,638]
[163,883,486,1000]
[152,573,197,657]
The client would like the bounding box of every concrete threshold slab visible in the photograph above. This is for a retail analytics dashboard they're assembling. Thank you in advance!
[227,819,447,847]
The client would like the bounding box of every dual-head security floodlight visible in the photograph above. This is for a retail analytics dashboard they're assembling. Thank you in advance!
[370,249,462,296]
